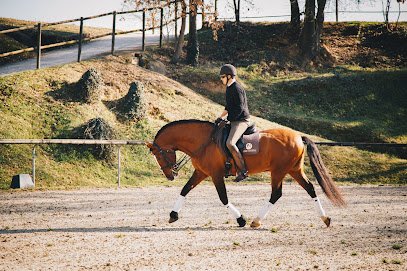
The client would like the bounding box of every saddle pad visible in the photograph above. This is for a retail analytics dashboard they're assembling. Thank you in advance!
[240,132,260,155]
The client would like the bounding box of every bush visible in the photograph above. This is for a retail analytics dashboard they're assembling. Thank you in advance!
[77,68,104,103]
[118,81,147,121]
[74,117,116,162]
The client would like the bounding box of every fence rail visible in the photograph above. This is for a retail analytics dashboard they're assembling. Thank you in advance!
[0,138,405,188]
[0,0,182,67]
[0,139,147,188]
[218,10,407,21]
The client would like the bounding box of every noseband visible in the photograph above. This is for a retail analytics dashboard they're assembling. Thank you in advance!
[153,142,176,171]
[152,142,190,176]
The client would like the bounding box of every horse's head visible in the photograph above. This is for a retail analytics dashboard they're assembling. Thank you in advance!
[146,141,177,181]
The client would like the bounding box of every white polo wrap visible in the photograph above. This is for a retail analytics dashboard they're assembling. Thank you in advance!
[172,195,185,213]
[226,203,241,219]
[258,201,274,220]
[313,197,326,217]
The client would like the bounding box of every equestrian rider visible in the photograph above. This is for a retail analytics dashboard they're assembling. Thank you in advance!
[217,64,251,182]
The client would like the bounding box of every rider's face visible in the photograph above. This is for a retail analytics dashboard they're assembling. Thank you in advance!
[220,75,228,85]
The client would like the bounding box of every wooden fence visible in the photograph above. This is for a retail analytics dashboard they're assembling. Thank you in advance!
[0,139,404,188]
[0,0,196,69]
[0,139,146,188]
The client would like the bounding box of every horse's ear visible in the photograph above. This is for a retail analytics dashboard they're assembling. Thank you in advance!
[145,142,153,150]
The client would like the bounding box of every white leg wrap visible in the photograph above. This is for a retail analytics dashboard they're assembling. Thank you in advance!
[313,197,326,217]
[172,195,185,213]
[226,203,242,219]
[257,201,274,220]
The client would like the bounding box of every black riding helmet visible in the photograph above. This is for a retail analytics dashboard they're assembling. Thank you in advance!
[220,64,237,77]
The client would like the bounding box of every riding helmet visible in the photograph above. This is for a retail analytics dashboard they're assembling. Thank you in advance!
[220,64,237,77]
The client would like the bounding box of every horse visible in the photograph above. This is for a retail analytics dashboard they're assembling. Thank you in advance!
[146,119,346,228]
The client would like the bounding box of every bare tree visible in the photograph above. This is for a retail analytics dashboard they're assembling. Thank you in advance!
[289,0,301,39]
[299,0,327,59]
[233,0,241,22]
[384,0,406,29]
[172,0,187,63]
[186,0,199,65]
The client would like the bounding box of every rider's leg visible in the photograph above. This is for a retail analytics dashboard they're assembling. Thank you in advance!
[226,120,249,182]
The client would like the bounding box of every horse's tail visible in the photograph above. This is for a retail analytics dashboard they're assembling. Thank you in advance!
[302,136,346,207]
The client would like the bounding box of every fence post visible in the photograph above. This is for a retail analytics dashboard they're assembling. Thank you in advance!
[117,146,121,188]
[142,10,146,51]
[112,11,116,55]
[36,23,41,69]
[160,8,164,48]
[175,0,178,39]
[336,0,339,22]
[78,17,83,62]
[215,0,218,21]
[202,0,205,28]
[32,146,36,187]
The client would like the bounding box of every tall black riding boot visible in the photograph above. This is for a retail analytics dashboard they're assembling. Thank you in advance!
[229,147,248,182]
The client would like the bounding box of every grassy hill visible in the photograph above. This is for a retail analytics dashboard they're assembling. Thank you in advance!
[0,21,406,189]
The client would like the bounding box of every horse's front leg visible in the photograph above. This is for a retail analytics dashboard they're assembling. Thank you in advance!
[213,175,246,227]
[169,169,207,223]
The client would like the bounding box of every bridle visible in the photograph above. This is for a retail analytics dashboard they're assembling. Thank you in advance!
[151,126,217,177]
[152,142,190,176]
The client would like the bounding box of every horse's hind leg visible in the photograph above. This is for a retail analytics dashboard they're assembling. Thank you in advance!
[169,169,207,223]
[250,173,284,228]
[290,169,331,227]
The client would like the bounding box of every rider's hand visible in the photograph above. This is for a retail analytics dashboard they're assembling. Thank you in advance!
[215,117,223,124]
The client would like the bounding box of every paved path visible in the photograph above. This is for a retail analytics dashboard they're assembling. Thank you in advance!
[0,33,163,76]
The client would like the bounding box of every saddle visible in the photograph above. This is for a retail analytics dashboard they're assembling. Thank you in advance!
[213,119,260,177]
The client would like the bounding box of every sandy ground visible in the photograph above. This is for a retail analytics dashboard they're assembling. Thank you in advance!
[0,183,406,271]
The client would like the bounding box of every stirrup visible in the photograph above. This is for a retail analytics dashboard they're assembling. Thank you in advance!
[233,170,248,182]
[224,161,232,178]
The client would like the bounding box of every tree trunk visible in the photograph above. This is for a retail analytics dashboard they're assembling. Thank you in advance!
[300,0,317,59]
[289,0,301,39]
[233,0,240,23]
[186,0,199,66]
[299,0,327,59]
[315,0,327,52]
[172,0,187,63]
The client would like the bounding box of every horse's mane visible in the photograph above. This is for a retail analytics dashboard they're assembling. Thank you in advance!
[154,119,215,140]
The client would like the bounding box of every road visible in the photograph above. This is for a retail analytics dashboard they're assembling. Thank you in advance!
[0,33,163,76]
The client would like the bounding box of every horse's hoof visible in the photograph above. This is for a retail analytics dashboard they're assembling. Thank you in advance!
[169,211,179,223]
[236,215,246,227]
[322,216,331,227]
[250,217,261,228]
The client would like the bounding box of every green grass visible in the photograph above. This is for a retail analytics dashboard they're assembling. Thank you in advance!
[166,63,406,184]
[0,55,225,189]
[0,21,406,189]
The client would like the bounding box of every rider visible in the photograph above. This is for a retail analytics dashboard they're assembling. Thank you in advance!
[217,64,251,182]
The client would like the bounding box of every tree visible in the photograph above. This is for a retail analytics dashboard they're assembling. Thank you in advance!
[289,0,301,39]
[384,0,406,29]
[186,0,199,65]
[299,0,327,59]
[172,0,187,63]
[233,0,241,22]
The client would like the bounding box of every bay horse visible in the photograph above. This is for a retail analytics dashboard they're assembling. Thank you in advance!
[146,119,345,228]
